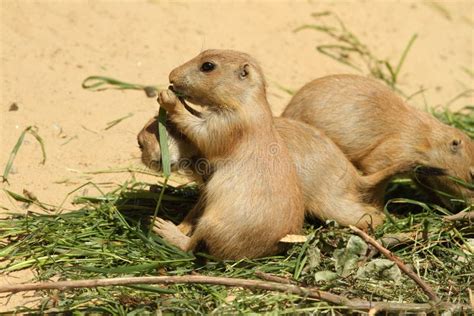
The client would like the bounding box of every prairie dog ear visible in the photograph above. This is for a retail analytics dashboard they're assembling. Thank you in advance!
[239,63,250,80]
[450,139,463,153]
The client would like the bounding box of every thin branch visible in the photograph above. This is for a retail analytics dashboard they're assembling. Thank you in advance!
[255,271,296,284]
[349,225,440,303]
[255,271,366,307]
[0,274,465,312]
[377,232,418,248]
[254,271,467,313]
[367,232,419,259]
[444,211,474,222]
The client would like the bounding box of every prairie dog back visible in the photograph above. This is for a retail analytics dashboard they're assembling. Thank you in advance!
[283,74,474,205]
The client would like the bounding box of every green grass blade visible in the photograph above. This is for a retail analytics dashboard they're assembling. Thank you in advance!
[82,76,144,91]
[158,108,171,178]
[105,113,134,130]
[394,34,418,80]
[77,262,164,274]
[2,126,46,183]
[2,127,29,183]
[146,108,173,234]
[125,284,176,294]
[4,189,35,203]
[293,232,314,280]
[81,76,160,98]
[27,127,47,164]
[148,177,169,236]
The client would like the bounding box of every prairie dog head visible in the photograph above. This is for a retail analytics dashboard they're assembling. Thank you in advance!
[137,117,199,173]
[422,126,473,205]
[168,49,267,110]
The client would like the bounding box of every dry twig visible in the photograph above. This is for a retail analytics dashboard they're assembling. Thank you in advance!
[254,271,468,313]
[349,225,440,302]
[444,211,474,222]
[255,271,296,284]
[0,274,465,312]
[255,271,365,307]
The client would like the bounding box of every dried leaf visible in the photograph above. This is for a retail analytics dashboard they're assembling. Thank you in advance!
[334,235,367,277]
[314,271,338,282]
[356,259,401,282]
[306,246,321,269]
[279,234,307,243]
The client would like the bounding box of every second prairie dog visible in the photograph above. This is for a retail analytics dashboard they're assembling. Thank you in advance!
[139,116,429,230]
[155,49,304,260]
[283,74,474,206]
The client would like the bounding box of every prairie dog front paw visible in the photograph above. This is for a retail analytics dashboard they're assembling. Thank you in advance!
[157,89,179,113]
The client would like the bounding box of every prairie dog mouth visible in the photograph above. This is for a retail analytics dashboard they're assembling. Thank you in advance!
[168,85,185,98]
[168,85,189,105]
[168,85,203,117]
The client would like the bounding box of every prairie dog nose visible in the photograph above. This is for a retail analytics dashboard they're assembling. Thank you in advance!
[169,68,179,85]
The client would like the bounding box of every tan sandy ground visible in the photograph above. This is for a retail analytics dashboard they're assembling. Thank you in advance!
[0,0,473,311]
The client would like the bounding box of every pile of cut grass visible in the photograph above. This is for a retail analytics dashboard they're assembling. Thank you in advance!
[0,107,472,314]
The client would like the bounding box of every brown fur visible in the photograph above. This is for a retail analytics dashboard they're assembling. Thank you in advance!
[282,74,474,206]
[154,49,304,260]
[139,115,424,230]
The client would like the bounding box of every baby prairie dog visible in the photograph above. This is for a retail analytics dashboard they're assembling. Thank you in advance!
[139,116,439,230]
[283,74,474,206]
[154,49,304,259]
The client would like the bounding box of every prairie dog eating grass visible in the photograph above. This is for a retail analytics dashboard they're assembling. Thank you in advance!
[139,116,443,232]
[154,49,304,259]
[283,74,473,207]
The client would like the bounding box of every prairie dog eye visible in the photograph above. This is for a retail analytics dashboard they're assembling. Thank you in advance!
[200,62,215,72]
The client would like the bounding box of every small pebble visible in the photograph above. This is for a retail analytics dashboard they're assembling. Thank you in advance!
[9,102,19,111]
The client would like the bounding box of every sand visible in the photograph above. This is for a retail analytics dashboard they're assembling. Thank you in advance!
[1,0,473,311]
